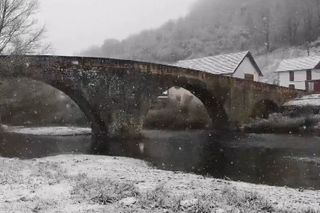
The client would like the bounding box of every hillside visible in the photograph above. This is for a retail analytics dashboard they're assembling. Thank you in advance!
[256,39,320,83]
[255,39,320,84]
[81,0,320,67]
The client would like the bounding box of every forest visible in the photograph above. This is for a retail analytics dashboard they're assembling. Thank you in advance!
[82,0,320,63]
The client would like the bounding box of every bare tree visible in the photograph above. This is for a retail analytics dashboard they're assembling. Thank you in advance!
[262,13,271,53]
[0,0,45,55]
[312,0,320,34]
[251,6,272,53]
[302,3,316,55]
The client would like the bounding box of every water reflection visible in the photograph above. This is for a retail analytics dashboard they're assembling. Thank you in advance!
[1,129,320,189]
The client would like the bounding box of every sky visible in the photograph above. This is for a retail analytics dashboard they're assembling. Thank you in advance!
[37,0,197,56]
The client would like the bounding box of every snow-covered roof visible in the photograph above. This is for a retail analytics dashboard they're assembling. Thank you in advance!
[174,51,263,76]
[276,56,320,72]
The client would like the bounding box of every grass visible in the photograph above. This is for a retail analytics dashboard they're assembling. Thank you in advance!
[221,186,275,212]
[71,173,139,205]
[70,175,280,213]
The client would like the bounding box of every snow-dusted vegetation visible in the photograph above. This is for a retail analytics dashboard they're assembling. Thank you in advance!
[285,94,320,107]
[1,155,319,213]
[244,113,320,133]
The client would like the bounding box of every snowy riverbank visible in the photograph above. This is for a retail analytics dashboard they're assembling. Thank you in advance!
[1,125,91,136]
[0,154,319,212]
[284,94,320,107]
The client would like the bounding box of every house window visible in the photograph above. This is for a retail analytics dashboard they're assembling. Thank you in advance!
[244,74,254,81]
[289,71,294,81]
[289,84,295,89]
[307,70,312,81]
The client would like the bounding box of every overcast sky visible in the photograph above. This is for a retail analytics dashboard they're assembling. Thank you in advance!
[37,0,197,55]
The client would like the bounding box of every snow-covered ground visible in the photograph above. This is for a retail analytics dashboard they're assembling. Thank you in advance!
[1,125,91,136]
[284,94,320,106]
[0,154,319,212]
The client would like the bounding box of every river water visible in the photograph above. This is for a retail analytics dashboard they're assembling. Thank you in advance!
[1,128,320,190]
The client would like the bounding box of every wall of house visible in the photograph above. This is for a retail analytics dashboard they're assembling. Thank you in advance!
[232,57,260,81]
[278,70,306,90]
[312,69,320,79]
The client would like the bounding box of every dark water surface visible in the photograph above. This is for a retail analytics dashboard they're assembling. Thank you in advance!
[1,129,320,189]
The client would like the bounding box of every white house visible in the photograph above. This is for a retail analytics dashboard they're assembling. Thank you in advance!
[174,51,263,82]
[276,56,320,92]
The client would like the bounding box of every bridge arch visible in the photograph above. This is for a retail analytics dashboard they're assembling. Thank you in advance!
[145,81,229,130]
[181,85,228,129]
[0,77,107,137]
[52,85,107,136]
[251,99,279,119]
[144,86,211,130]
[1,78,85,126]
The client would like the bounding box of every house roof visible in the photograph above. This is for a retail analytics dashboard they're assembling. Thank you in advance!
[276,56,320,72]
[174,51,263,76]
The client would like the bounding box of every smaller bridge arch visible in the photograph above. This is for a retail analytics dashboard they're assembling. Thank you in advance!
[152,79,229,129]
[144,85,228,130]
[251,99,280,119]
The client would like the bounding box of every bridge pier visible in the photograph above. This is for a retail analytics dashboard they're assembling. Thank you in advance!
[77,70,157,140]
[107,109,145,139]
[86,99,151,141]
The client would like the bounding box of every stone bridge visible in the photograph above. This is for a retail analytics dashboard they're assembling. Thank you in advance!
[0,55,303,139]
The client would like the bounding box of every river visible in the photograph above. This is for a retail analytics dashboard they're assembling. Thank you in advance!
[1,127,320,190]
